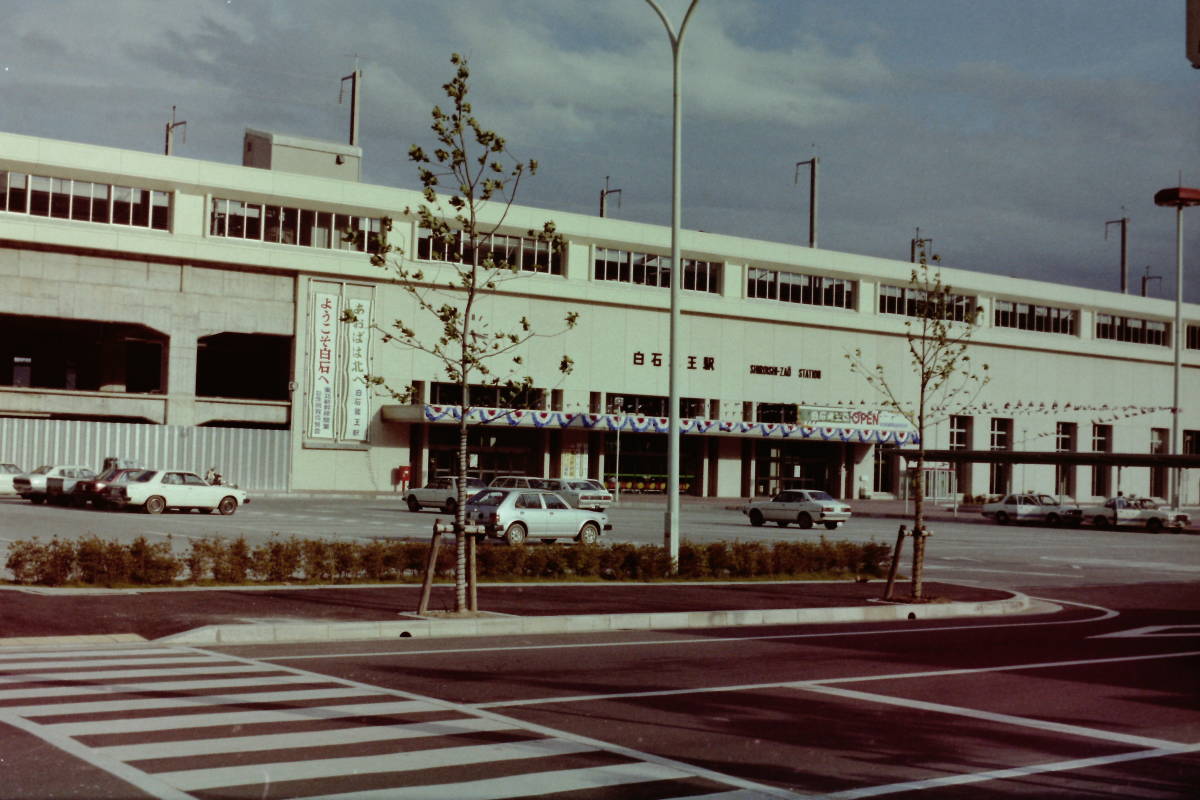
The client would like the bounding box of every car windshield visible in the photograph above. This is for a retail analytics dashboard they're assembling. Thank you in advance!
[131,470,158,482]
[569,480,600,490]
[808,491,835,501]
[32,465,53,475]
[468,490,507,507]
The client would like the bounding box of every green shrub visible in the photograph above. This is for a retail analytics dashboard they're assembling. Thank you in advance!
[3,534,889,587]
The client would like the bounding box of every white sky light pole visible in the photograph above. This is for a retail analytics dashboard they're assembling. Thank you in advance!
[645,0,698,567]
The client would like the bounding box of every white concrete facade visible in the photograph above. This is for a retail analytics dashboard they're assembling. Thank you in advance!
[0,131,1196,501]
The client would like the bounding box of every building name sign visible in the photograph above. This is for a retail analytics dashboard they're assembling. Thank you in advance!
[749,364,822,379]
[632,351,716,371]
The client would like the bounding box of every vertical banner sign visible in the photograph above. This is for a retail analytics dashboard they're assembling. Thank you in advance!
[343,299,372,440]
[309,292,340,438]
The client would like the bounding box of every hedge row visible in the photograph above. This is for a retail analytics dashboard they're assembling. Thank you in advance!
[4,535,891,587]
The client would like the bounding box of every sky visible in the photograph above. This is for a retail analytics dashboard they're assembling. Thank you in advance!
[4,0,1198,301]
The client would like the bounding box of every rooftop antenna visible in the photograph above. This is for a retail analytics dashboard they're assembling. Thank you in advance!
[795,146,818,248]
[339,60,362,147]
[1104,211,1129,293]
[599,176,622,217]
[164,106,187,156]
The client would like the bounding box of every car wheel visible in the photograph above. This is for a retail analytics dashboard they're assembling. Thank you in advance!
[1046,513,1061,527]
[217,496,238,516]
[504,522,527,546]
[442,498,458,515]
[577,522,600,546]
[749,509,765,527]
[1146,517,1163,533]
[824,521,840,530]
[995,511,1010,524]
[406,496,421,512]
[144,495,166,515]
[1092,515,1109,529]
[796,512,813,530]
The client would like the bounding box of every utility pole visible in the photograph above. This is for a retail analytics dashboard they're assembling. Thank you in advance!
[795,156,818,248]
[340,65,362,147]
[1105,216,1129,293]
[599,176,622,217]
[164,106,186,156]
[1140,266,1162,297]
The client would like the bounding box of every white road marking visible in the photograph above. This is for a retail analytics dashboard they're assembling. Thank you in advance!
[1091,624,1200,638]
[824,745,1200,799]
[1040,556,1200,573]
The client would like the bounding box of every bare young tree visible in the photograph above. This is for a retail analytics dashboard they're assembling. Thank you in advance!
[846,243,988,598]
[347,53,577,613]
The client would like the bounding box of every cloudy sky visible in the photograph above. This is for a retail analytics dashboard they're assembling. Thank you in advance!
[5,0,1198,300]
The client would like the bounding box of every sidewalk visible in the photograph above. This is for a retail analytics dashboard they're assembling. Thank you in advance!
[0,580,1036,648]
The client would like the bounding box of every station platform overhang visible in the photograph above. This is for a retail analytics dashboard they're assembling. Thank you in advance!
[381,404,920,445]
[913,449,1200,468]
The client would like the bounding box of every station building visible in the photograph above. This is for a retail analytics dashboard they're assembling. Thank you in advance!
[1,129,1197,502]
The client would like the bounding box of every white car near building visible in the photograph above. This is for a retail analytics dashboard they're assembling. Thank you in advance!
[981,493,1083,527]
[104,469,249,515]
[1081,496,1191,532]
[742,490,852,530]
[405,476,487,513]
[0,463,23,495]
[492,476,614,510]
[14,465,97,505]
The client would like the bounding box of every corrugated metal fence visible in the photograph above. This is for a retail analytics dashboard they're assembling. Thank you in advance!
[0,419,290,491]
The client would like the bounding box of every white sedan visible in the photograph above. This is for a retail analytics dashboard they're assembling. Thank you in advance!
[742,490,852,530]
[981,493,1083,527]
[104,469,250,515]
[0,463,22,495]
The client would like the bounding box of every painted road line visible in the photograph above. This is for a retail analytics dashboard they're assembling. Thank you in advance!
[10,687,378,717]
[0,673,329,701]
[824,744,1200,799]
[94,716,517,761]
[41,699,439,736]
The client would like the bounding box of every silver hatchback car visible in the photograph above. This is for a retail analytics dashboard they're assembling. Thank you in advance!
[466,488,611,546]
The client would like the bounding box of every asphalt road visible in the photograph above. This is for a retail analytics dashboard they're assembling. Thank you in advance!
[3,494,1199,589]
[1,581,1196,798]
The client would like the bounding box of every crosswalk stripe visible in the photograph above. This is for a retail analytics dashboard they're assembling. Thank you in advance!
[97,716,516,761]
[1,664,282,682]
[11,686,381,717]
[0,655,228,671]
[0,647,175,662]
[156,737,599,791]
[43,700,438,736]
[0,674,330,701]
[313,761,700,800]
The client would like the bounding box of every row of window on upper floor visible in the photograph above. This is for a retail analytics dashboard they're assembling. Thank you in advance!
[0,170,169,230]
[1,172,1193,351]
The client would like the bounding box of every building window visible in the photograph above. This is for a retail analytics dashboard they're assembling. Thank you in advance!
[1091,423,1112,497]
[949,415,972,497]
[879,284,976,322]
[747,268,854,309]
[430,381,546,410]
[593,247,721,293]
[756,403,798,424]
[988,418,1012,495]
[0,170,168,231]
[1095,313,1168,346]
[994,300,1076,335]
[1055,422,1076,497]
[1187,324,1199,350]
[419,229,563,275]
[1150,427,1169,499]
[211,198,380,254]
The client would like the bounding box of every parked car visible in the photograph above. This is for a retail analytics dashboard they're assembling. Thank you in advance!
[14,465,97,505]
[1081,496,1191,532]
[70,466,147,509]
[104,469,250,515]
[0,463,22,495]
[489,476,550,489]
[465,488,611,546]
[405,476,488,513]
[742,489,852,530]
[510,477,614,510]
[981,493,1083,527]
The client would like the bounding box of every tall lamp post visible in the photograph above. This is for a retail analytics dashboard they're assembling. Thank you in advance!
[645,0,699,567]
[1153,186,1200,509]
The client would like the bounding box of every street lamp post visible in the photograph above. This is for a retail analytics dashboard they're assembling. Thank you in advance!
[1153,186,1200,509]
[645,0,699,568]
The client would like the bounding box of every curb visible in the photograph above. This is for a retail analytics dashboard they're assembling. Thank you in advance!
[157,592,1035,646]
